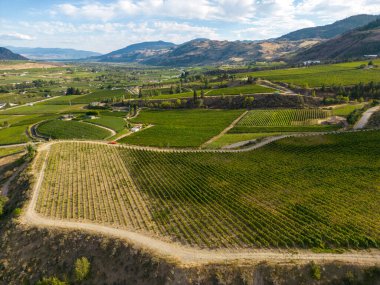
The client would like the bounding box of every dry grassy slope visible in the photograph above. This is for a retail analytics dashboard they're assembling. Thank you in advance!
[0,157,379,284]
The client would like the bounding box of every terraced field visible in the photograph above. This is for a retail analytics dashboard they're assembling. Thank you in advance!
[231,109,339,133]
[35,131,380,249]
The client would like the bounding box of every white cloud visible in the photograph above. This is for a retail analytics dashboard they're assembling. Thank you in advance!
[0,32,35,41]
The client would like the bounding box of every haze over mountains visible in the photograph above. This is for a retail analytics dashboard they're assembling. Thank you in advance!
[5,47,101,60]
[0,47,28,60]
[2,14,380,65]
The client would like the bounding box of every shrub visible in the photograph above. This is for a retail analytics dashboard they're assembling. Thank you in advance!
[310,262,321,280]
[36,277,68,285]
[13,208,21,217]
[86,110,99,117]
[0,196,8,217]
[74,257,91,281]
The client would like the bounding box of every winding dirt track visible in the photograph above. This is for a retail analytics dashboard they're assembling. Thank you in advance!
[22,133,380,266]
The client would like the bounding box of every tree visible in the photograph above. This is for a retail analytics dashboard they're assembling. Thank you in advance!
[201,89,205,99]
[311,90,316,97]
[368,60,374,66]
[74,257,91,282]
[138,88,142,98]
[193,89,198,103]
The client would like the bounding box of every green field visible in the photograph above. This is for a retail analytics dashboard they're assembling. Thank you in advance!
[0,125,29,145]
[84,116,126,132]
[0,146,25,158]
[120,109,243,147]
[205,133,283,149]
[206,84,275,96]
[242,60,380,87]
[37,120,112,140]
[37,131,380,249]
[0,104,85,115]
[330,103,366,116]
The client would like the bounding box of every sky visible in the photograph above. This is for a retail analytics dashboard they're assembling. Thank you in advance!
[0,0,380,54]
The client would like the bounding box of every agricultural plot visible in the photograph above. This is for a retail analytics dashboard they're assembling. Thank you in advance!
[36,131,380,249]
[206,84,275,96]
[0,103,85,115]
[119,109,243,147]
[37,120,111,140]
[0,146,24,158]
[331,103,366,116]
[232,109,339,133]
[0,125,29,145]
[205,133,282,149]
[241,60,380,87]
[84,116,126,132]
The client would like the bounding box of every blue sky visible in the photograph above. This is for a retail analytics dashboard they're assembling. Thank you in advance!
[1,0,379,53]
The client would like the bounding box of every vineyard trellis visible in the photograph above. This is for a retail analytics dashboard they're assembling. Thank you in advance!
[35,131,380,249]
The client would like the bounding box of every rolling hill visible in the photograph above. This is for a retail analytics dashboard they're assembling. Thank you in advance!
[278,14,379,41]
[95,41,176,62]
[292,19,380,61]
[0,47,28,60]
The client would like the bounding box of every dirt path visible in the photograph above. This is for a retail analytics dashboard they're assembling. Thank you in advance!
[22,135,380,266]
[1,162,28,196]
[353,106,380,129]
[201,111,248,147]
[258,79,296,95]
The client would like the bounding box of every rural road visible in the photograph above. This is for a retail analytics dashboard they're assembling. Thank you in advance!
[21,137,380,266]
[353,105,380,129]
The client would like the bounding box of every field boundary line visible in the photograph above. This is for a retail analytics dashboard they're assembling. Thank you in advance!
[201,111,248,148]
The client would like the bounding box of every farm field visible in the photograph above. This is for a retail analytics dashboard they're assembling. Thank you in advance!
[0,125,29,145]
[330,103,366,116]
[206,84,275,96]
[84,115,126,132]
[241,60,380,87]
[37,120,112,140]
[205,133,283,149]
[0,103,85,115]
[0,146,25,158]
[231,109,340,133]
[119,109,244,147]
[36,131,380,249]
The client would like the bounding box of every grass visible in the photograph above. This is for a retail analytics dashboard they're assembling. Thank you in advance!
[241,60,380,87]
[84,116,126,132]
[0,146,25,157]
[37,120,112,140]
[36,131,380,249]
[330,103,366,116]
[205,133,283,149]
[119,109,244,147]
[0,104,85,115]
[206,84,275,96]
[0,126,29,145]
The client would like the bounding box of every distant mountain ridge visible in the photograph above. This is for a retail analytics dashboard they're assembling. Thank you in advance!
[95,41,176,62]
[292,18,380,61]
[6,46,101,60]
[0,47,28,60]
[278,14,380,41]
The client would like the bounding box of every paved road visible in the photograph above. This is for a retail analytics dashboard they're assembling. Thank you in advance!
[353,106,380,129]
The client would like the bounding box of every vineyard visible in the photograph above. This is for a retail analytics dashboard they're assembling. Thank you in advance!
[37,120,112,140]
[231,108,340,133]
[35,131,380,249]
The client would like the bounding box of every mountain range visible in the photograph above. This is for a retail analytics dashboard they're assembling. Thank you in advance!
[292,18,380,61]
[1,14,379,65]
[5,46,101,60]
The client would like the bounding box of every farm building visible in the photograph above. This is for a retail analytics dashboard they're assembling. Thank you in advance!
[60,114,74,121]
